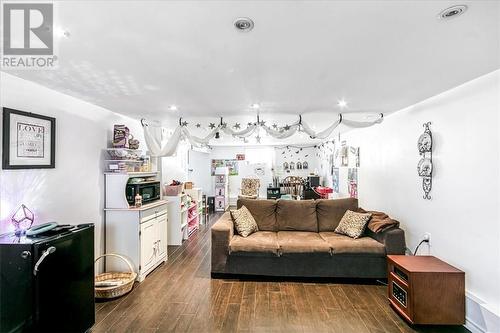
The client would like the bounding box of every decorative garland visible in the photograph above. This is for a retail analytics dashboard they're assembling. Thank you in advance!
[142,113,383,157]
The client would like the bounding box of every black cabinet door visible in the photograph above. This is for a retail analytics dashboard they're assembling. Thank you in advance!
[0,243,33,333]
[33,227,94,333]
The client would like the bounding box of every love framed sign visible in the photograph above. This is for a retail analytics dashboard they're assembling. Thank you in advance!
[2,108,56,169]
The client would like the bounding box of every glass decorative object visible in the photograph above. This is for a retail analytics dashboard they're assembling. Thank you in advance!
[11,204,35,231]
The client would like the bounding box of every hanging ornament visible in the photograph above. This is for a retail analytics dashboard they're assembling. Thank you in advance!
[247,122,254,126]
[272,124,278,129]
[233,123,241,129]
[195,123,201,128]
[221,122,227,128]
[181,121,188,127]
[283,124,291,131]
[209,123,216,129]
[255,135,261,143]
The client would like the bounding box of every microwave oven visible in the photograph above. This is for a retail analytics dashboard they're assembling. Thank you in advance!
[126,181,161,205]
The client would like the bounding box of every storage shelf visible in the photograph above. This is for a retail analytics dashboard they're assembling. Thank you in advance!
[188,214,198,223]
[188,226,198,236]
[104,171,158,177]
[106,148,143,152]
[106,159,143,163]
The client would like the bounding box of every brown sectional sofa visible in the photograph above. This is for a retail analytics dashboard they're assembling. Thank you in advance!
[211,198,405,278]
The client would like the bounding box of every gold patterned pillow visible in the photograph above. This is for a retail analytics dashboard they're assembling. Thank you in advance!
[335,210,372,239]
[230,205,259,237]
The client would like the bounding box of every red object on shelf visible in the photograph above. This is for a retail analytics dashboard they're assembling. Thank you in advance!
[315,186,333,199]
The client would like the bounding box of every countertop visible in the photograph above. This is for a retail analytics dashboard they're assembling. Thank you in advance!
[104,199,168,211]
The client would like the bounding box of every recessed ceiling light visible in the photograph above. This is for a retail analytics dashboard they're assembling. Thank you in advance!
[234,17,254,32]
[251,103,260,109]
[168,105,178,111]
[438,5,468,20]
[337,99,347,108]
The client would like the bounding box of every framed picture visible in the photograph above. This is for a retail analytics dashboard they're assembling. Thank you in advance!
[2,108,56,169]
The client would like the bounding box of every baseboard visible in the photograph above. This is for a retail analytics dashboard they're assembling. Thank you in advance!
[464,292,499,333]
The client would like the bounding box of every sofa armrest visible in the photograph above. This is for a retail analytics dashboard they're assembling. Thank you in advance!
[367,227,406,255]
[211,212,234,273]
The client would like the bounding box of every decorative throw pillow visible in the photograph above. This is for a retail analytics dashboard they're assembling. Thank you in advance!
[230,205,259,237]
[335,210,372,239]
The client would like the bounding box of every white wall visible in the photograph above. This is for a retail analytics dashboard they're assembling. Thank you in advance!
[274,146,318,178]
[338,70,499,331]
[0,73,145,262]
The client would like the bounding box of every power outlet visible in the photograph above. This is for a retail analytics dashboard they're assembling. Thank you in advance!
[423,233,431,252]
[423,232,431,243]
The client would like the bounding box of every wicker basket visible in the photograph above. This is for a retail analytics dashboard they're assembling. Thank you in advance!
[95,253,137,299]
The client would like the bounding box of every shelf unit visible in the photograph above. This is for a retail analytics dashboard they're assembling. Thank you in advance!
[187,202,199,236]
[104,148,151,173]
[104,169,167,282]
[165,194,189,245]
[185,187,204,225]
[214,167,229,212]
[104,172,159,209]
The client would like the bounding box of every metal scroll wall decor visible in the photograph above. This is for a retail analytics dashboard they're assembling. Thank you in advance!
[417,122,433,199]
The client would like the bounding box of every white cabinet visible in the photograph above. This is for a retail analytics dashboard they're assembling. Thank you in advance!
[165,194,188,245]
[156,213,168,258]
[105,202,168,282]
[139,218,158,275]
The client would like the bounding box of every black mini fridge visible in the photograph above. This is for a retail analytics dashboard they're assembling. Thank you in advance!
[0,224,95,333]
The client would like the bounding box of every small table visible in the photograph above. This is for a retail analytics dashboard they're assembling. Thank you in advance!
[387,255,465,325]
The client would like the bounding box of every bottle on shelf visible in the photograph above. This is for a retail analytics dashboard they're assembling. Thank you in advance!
[135,193,143,207]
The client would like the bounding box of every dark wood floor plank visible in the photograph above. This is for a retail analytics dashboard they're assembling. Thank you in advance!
[254,282,273,332]
[221,303,240,333]
[236,281,256,332]
[303,283,330,333]
[93,212,467,333]
[279,282,302,332]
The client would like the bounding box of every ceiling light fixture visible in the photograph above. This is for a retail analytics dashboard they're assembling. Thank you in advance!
[337,99,348,108]
[168,105,178,111]
[234,17,254,32]
[438,5,467,20]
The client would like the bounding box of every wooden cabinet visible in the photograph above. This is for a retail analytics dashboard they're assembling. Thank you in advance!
[105,201,168,282]
[387,255,465,325]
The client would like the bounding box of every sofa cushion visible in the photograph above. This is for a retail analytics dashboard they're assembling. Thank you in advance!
[230,205,259,237]
[316,198,359,232]
[237,199,277,231]
[319,232,385,256]
[277,231,331,254]
[229,231,279,255]
[335,210,372,239]
[276,200,318,232]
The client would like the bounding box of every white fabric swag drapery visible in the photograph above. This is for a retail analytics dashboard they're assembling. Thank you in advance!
[142,113,383,157]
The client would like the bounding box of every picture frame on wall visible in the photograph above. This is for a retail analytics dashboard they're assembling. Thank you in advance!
[2,108,56,169]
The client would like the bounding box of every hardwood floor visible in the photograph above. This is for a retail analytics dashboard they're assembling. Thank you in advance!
[93,213,469,333]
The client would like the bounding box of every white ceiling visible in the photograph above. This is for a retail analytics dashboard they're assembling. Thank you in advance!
[2,0,499,125]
